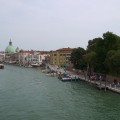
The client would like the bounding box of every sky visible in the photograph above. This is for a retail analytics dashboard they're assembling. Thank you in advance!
[0,0,120,51]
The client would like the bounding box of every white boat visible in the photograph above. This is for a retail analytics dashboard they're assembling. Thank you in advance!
[61,76,72,81]
[31,63,41,67]
[59,74,80,81]
[9,61,16,64]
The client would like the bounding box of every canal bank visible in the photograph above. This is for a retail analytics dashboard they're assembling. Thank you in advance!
[3,63,120,94]
[43,64,120,94]
[75,74,120,94]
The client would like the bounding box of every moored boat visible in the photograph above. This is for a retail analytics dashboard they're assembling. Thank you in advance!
[0,64,4,69]
[59,74,80,81]
[31,63,41,67]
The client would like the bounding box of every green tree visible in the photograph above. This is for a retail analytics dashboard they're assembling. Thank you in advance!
[103,31,120,51]
[70,31,120,76]
[84,51,96,75]
[87,37,103,52]
[87,37,106,73]
[86,31,120,74]
[70,47,86,69]
[105,50,120,76]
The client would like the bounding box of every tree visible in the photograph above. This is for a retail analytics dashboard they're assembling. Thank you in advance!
[105,50,120,76]
[70,31,120,77]
[84,51,96,75]
[87,37,106,73]
[70,47,86,69]
[103,31,120,51]
[87,37,103,52]
[86,31,120,74]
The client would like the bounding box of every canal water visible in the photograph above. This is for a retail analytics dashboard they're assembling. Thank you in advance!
[0,65,120,120]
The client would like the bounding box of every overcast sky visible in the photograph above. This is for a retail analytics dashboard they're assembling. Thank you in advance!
[0,0,120,51]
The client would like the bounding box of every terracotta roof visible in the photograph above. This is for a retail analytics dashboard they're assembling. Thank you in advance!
[39,51,50,54]
[0,52,5,54]
[56,48,74,51]
[19,50,50,54]
[19,50,34,54]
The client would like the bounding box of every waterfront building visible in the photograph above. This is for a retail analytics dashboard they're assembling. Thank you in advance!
[18,50,50,66]
[18,50,34,66]
[0,52,5,62]
[42,54,50,65]
[50,47,74,67]
[35,52,50,65]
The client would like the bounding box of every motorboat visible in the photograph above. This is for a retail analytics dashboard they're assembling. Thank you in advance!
[31,63,41,67]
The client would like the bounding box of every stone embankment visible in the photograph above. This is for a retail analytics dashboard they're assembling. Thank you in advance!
[77,74,120,94]
[44,64,120,94]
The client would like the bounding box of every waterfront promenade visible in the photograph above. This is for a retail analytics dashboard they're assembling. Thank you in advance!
[46,64,120,94]
[79,74,120,94]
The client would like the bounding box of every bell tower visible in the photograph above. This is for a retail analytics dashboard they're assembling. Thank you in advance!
[9,39,12,45]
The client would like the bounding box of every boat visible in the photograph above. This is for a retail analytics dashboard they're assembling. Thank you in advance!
[0,64,4,69]
[46,72,57,77]
[25,65,33,68]
[59,74,80,81]
[61,76,72,81]
[31,63,41,67]
[58,73,72,81]
[9,61,16,64]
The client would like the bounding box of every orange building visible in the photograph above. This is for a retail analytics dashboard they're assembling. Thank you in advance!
[50,47,74,67]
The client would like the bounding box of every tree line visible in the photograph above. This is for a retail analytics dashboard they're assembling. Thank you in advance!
[70,31,120,77]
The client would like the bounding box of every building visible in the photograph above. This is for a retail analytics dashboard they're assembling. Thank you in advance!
[0,52,5,62]
[50,47,74,67]
[5,40,19,63]
[18,50,50,66]
[18,50,34,66]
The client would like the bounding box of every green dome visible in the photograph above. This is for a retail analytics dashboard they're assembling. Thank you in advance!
[5,40,16,53]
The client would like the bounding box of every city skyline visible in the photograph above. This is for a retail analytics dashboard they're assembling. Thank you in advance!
[0,0,120,51]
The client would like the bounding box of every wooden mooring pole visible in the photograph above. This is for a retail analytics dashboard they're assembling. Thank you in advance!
[104,75,107,92]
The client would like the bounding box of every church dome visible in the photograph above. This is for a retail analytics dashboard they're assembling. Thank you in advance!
[5,40,16,53]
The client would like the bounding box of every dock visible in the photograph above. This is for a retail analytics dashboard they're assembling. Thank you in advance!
[79,75,120,94]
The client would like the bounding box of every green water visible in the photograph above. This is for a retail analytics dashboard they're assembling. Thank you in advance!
[0,65,120,120]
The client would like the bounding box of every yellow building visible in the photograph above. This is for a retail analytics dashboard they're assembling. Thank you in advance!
[50,48,74,67]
